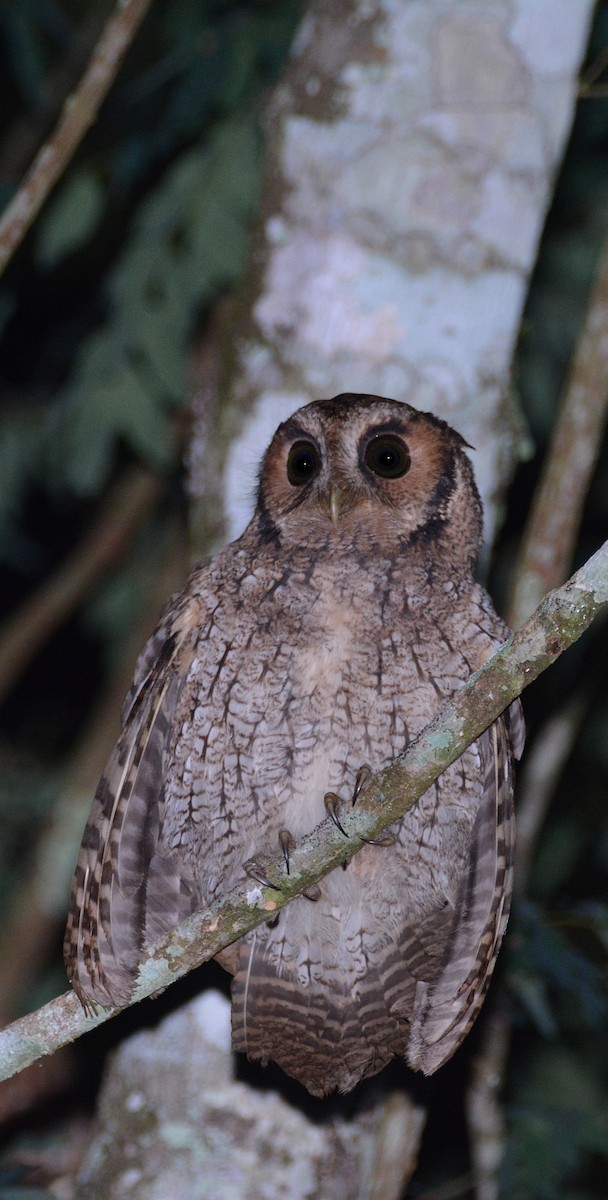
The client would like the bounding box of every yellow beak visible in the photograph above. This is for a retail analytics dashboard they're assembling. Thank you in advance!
[329,484,346,524]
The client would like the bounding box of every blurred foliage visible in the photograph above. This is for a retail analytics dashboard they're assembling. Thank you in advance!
[0,0,72,109]
[47,115,259,495]
[0,2,607,1199]
[496,7,608,1197]
[0,0,301,627]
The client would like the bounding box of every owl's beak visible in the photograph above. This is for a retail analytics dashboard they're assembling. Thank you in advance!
[328,484,348,524]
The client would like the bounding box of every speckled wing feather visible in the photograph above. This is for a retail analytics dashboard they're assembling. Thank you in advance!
[407,699,524,1073]
[63,591,202,1009]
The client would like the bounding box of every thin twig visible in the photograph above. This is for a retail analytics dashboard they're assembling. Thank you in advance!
[0,464,163,705]
[462,696,587,1200]
[0,9,107,186]
[509,232,608,630]
[465,1006,513,1200]
[0,0,154,278]
[465,696,587,1200]
[514,697,587,891]
[0,539,606,1083]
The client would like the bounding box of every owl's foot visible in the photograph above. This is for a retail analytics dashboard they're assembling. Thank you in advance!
[303,884,322,901]
[244,828,296,887]
[324,764,373,839]
[244,858,282,892]
[246,832,321,904]
[351,763,397,846]
[279,828,321,900]
[279,828,296,874]
[352,763,372,804]
[324,791,349,837]
[360,830,398,846]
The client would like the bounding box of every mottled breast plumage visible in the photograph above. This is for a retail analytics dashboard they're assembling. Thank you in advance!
[64,393,523,1096]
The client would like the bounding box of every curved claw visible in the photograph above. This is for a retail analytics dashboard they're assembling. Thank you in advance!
[279,828,296,875]
[352,763,372,805]
[360,832,397,847]
[324,791,349,838]
[303,884,321,902]
[244,858,282,892]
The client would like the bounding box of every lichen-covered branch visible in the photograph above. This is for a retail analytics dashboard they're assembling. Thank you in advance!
[0,539,606,1084]
[0,0,154,277]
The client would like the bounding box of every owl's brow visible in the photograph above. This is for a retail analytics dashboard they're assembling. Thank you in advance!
[358,419,411,440]
[280,421,320,446]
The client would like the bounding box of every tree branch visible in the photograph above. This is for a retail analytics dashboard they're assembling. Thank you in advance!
[509,230,608,629]
[0,464,163,706]
[0,0,154,278]
[0,521,188,1027]
[468,230,608,1200]
[0,539,606,1084]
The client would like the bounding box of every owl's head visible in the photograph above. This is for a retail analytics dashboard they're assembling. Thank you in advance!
[255,394,482,568]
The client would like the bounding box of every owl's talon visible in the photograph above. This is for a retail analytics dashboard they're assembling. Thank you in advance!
[352,764,372,805]
[303,884,321,902]
[360,832,397,847]
[324,791,349,837]
[244,859,282,892]
[279,828,296,874]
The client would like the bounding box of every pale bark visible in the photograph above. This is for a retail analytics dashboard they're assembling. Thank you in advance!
[191,0,594,553]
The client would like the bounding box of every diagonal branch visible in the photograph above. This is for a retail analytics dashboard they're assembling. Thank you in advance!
[0,539,606,1084]
[468,231,608,1200]
[509,230,608,630]
[0,464,164,706]
[0,0,154,278]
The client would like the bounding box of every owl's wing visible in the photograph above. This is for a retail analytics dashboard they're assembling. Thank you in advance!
[406,698,523,1073]
[63,591,202,1010]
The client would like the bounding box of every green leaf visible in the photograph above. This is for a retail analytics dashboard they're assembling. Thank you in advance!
[54,365,173,495]
[503,1047,608,1200]
[507,902,608,1032]
[36,169,105,268]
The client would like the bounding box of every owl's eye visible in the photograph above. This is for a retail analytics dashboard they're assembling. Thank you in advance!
[287,440,320,486]
[364,435,411,479]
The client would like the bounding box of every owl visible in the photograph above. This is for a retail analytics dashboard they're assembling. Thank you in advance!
[64,393,524,1097]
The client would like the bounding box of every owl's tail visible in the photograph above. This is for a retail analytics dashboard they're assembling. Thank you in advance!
[230,929,411,1097]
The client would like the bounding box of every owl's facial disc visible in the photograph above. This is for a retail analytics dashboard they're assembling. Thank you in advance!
[281,423,415,526]
[254,396,483,563]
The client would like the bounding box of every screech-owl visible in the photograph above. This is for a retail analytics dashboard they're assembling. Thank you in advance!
[64,393,524,1097]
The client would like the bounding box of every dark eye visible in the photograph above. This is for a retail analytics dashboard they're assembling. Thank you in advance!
[287,440,320,486]
[364,435,411,479]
